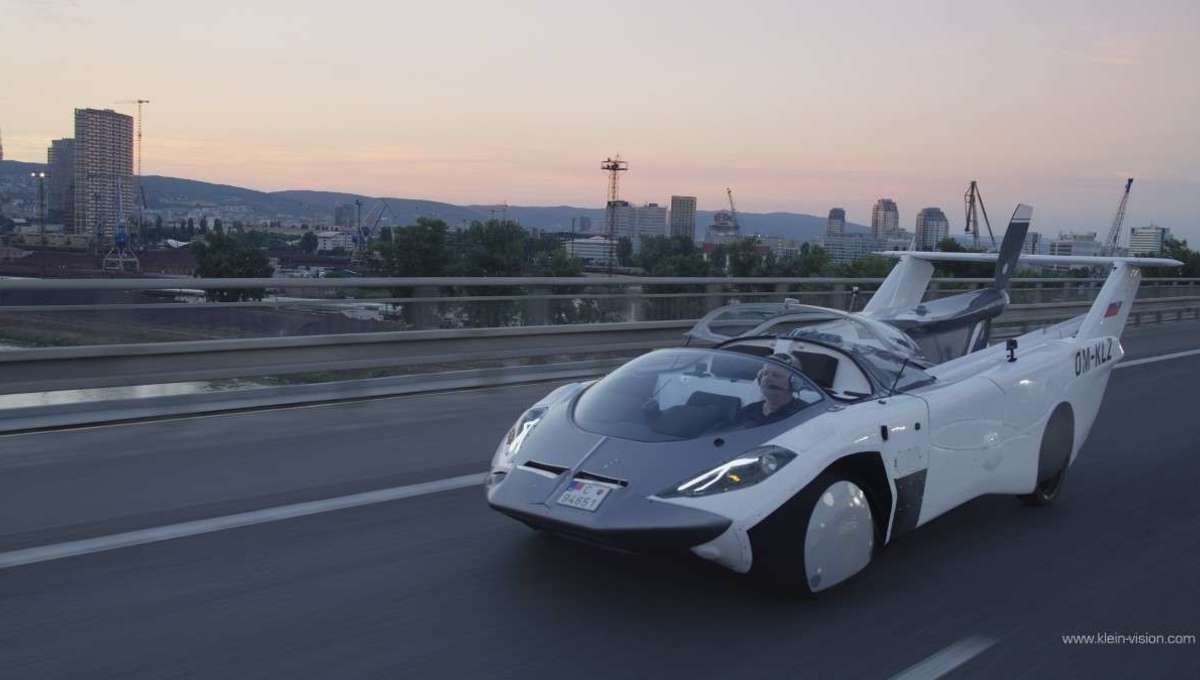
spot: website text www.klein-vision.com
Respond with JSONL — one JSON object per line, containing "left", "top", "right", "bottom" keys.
{"left": 1061, "top": 633, "right": 1197, "bottom": 646}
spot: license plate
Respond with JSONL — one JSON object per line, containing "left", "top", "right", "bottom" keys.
{"left": 556, "top": 480, "right": 611, "bottom": 512}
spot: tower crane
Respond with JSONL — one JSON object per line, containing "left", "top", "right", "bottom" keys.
{"left": 1104, "top": 178, "right": 1134, "bottom": 254}
{"left": 963, "top": 180, "right": 996, "bottom": 249}
{"left": 726, "top": 187, "right": 741, "bottom": 233}
{"left": 117, "top": 99, "right": 150, "bottom": 230}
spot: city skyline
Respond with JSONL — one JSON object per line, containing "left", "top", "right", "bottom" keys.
{"left": 2, "top": 1, "right": 1197, "bottom": 240}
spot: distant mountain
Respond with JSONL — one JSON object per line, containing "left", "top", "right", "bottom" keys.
{"left": 1, "top": 160, "right": 865, "bottom": 241}
{"left": 274, "top": 190, "right": 483, "bottom": 227}
{"left": 141, "top": 175, "right": 307, "bottom": 216}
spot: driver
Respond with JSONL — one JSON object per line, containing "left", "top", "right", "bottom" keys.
{"left": 738, "top": 354, "right": 804, "bottom": 425}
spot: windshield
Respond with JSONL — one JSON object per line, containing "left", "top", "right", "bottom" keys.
{"left": 573, "top": 348, "right": 825, "bottom": 442}
{"left": 789, "top": 312, "right": 922, "bottom": 358}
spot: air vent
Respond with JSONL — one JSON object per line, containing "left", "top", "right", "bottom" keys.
{"left": 575, "top": 470, "right": 629, "bottom": 487}
{"left": 519, "top": 460, "right": 570, "bottom": 478}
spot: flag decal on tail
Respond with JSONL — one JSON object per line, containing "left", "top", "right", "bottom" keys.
{"left": 1104, "top": 301, "right": 1122, "bottom": 318}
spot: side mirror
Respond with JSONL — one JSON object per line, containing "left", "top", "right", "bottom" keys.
{"left": 1006, "top": 338, "right": 1018, "bottom": 363}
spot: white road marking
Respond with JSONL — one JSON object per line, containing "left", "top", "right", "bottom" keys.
{"left": 890, "top": 636, "right": 996, "bottom": 680}
{"left": 1117, "top": 347, "right": 1200, "bottom": 369}
{"left": 0, "top": 472, "right": 486, "bottom": 571}
{"left": 1, "top": 345, "right": 1196, "bottom": 571}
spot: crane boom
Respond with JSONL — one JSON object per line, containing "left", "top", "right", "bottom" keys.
{"left": 1105, "top": 178, "right": 1134, "bottom": 253}
{"left": 726, "top": 187, "right": 740, "bottom": 231}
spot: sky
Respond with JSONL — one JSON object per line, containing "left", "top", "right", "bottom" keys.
{"left": 2, "top": 0, "right": 1198, "bottom": 239}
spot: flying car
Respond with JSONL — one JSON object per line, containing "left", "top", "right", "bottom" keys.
{"left": 487, "top": 205, "right": 1182, "bottom": 593}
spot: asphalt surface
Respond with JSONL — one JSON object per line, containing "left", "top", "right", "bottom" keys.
{"left": 2, "top": 322, "right": 1199, "bottom": 679}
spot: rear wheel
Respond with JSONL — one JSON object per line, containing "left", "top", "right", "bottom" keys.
{"left": 1020, "top": 403, "right": 1074, "bottom": 507}
{"left": 1021, "top": 467, "right": 1067, "bottom": 506}
{"left": 749, "top": 470, "right": 878, "bottom": 595}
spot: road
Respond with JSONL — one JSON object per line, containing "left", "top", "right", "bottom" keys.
{"left": 2, "top": 322, "right": 1199, "bottom": 679}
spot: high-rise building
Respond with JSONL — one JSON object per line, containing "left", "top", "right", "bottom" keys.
{"left": 607, "top": 200, "right": 635, "bottom": 240}
{"left": 669, "top": 195, "right": 697, "bottom": 239}
{"left": 870, "top": 198, "right": 899, "bottom": 238}
{"left": 914, "top": 207, "right": 949, "bottom": 250}
{"left": 333, "top": 203, "right": 357, "bottom": 228}
{"left": 820, "top": 233, "right": 913, "bottom": 264}
{"left": 1047, "top": 230, "right": 1103, "bottom": 270}
{"left": 73, "top": 108, "right": 134, "bottom": 242}
{"left": 47, "top": 138, "right": 76, "bottom": 227}
{"left": 826, "top": 208, "right": 846, "bottom": 237}
{"left": 1128, "top": 225, "right": 1170, "bottom": 255}
{"left": 636, "top": 203, "right": 667, "bottom": 239}
{"left": 572, "top": 216, "right": 593, "bottom": 233}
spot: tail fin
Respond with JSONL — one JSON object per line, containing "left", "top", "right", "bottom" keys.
{"left": 992, "top": 204, "right": 1032, "bottom": 290}
{"left": 1078, "top": 263, "right": 1141, "bottom": 339}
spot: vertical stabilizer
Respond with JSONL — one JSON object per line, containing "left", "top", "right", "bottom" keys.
{"left": 1078, "top": 263, "right": 1141, "bottom": 339}
{"left": 862, "top": 255, "right": 935, "bottom": 314}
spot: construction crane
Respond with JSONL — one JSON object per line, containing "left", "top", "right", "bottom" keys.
{"left": 600, "top": 156, "right": 628, "bottom": 273}
{"left": 1104, "top": 178, "right": 1134, "bottom": 254}
{"left": 351, "top": 199, "right": 393, "bottom": 266}
{"left": 117, "top": 99, "right": 150, "bottom": 230}
{"left": 963, "top": 180, "right": 996, "bottom": 250}
{"left": 725, "top": 187, "right": 741, "bottom": 233}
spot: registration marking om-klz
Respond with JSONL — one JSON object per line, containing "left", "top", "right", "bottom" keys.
{"left": 1075, "top": 338, "right": 1114, "bottom": 376}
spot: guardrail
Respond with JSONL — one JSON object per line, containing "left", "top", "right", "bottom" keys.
{"left": 0, "top": 276, "right": 1197, "bottom": 396}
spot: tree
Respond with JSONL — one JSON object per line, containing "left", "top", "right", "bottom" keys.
{"left": 936, "top": 237, "right": 965, "bottom": 252}
{"left": 378, "top": 226, "right": 392, "bottom": 243}
{"left": 372, "top": 218, "right": 452, "bottom": 277}
{"left": 616, "top": 237, "right": 633, "bottom": 267}
{"left": 213, "top": 218, "right": 224, "bottom": 234}
{"left": 299, "top": 231, "right": 318, "bottom": 254}
{"left": 190, "top": 232, "right": 273, "bottom": 301}
{"left": 453, "top": 219, "right": 527, "bottom": 276}
{"left": 199, "top": 216, "right": 208, "bottom": 232}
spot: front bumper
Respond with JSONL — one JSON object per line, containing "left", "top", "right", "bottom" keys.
{"left": 487, "top": 469, "right": 731, "bottom": 553}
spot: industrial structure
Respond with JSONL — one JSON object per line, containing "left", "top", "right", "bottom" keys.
{"left": 963, "top": 180, "right": 995, "bottom": 249}
{"left": 1104, "top": 178, "right": 1134, "bottom": 254}
{"left": 601, "top": 156, "right": 628, "bottom": 271}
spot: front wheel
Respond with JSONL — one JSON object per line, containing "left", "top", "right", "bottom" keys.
{"left": 749, "top": 470, "right": 878, "bottom": 595}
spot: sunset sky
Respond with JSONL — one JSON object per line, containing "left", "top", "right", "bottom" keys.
{"left": 3, "top": 0, "right": 1197, "bottom": 238}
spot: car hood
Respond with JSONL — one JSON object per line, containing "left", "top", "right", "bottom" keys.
{"left": 512, "top": 394, "right": 834, "bottom": 498}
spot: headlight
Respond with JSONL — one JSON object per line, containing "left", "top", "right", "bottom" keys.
{"left": 660, "top": 446, "right": 796, "bottom": 498}
{"left": 492, "top": 406, "right": 548, "bottom": 469}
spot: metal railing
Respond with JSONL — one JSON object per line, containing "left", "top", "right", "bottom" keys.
{"left": 0, "top": 276, "right": 1197, "bottom": 396}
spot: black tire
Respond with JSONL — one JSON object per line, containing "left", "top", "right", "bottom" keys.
{"left": 1020, "top": 402, "right": 1074, "bottom": 506}
{"left": 748, "top": 469, "right": 879, "bottom": 595}
{"left": 1021, "top": 466, "right": 1068, "bottom": 506}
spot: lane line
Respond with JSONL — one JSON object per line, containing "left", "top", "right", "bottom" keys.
{"left": 0, "top": 473, "right": 486, "bottom": 571}
{"left": 1117, "top": 347, "right": 1200, "bottom": 369}
{"left": 1, "top": 344, "right": 1195, "bottom": 571}
{"left": 890, "top": 636, "right": 996, "bottom": 680}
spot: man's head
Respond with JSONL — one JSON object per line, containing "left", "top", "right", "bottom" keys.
{"left": 757, "top": 355, "right": 797, "bottom": 409}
